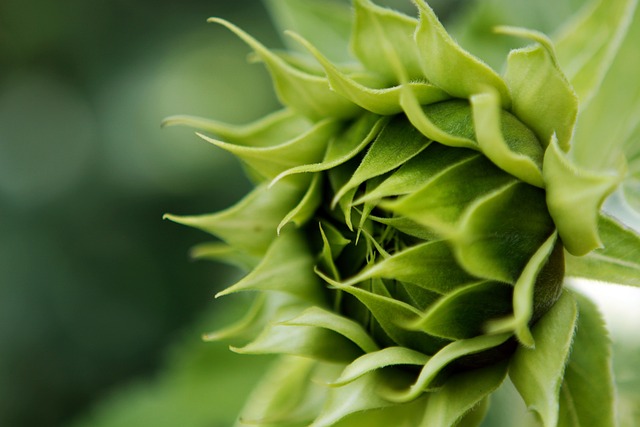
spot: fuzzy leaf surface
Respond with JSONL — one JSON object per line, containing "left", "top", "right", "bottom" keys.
{"left": 557, "top": 293, "right": 615, "bottom": 427}
{"left": 509, "top": 291, "right": 578, "bottom": 427}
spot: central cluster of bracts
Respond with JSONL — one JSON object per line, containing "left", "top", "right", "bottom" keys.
{"left": 307, "top": 107, "right": 564, "bottom": 364}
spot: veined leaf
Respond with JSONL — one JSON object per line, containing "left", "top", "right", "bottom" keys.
{"left": 557, "top": 292, "right": 615, "bottom": 427}
{"left": 567, "top": 1, "right": 640, "bottom": 174}
{"left": 565, "top": 214, "right": 640, "bottom": 286}
{"left": 554, "top": 0, "right": 637, "bottom": 107}
{"left": 509, "top": 291, "right": 578, "bottom": 427}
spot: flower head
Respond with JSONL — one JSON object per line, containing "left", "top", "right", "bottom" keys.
{"left": 164, "top": 0, "right": 640, "bottom": 425}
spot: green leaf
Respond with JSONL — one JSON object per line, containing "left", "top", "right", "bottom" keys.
{"left": 557, "top": 292, "right": 616, "bottom": 427}
{"left": 454, "top": 185, "right": 534, "bottom": 283}
{"left": 265, "top": 0, "right": 353, "bottom": 64}
{"left": 327, "top": 160, "right": 360, "bottom": 230}
{"left": 236, "top": 356, "right": 329, "bottom": 426}
{"left": 543, "top": 136, "right": 624, "bottom": 256}
{"left": 386, "top": 154, "right": 514, "bottom": 237}
{"left": 413, "top": 280, "right": 513, "bottom": 340}
{"left": 330, "top": 396, "right": 427, "bottom": 427}
{"left": 208, "top": 18, "right": 360, "bottom": 121}
{"left": 317, "top": 221, "right": 351, "bottom": 282}
{"left": 355, "top": 143, "right": 477, "bottom": 205}
{"left": 382, "top": 332, "right": 512, "bottom": 403}
{"left": 332, "top": 114, "right": 433, "bottom": 206}
{"left": 486, "top": 232, "right": 561, "bottom": 347}
{"left": 278, "top": 172, "right": 323, "bottom": 233}
{"left": 566, "top": 0, "right": 640, "bottom": 174}
{"left": 203, "top": 293, "right": 302, "bottom": 343}
{"left": 215, "top": 230, "right": 327, "bottom": 305}
{"left": 336, "top": 240, "right": 477, "bottom": 295}
{"left": 287, "top": 30, "right": 448, "bottom": 115}
{"left": 554, "top": 0, "right": 637, "bottom": 107}
{"left": 565, "top": 214, "right": 640, "bottom": 286}
{"left": 414, "top": 0, "right": 511, "bottom": 107}
{"left": 312, "top": 372, "right": 422, "bottom": 427}
{"left": 453, "top": 397, "right": 491, "bottom": 427}
{"left": 189, "top": 241, "right": 261, "bottom": 271}
{"left": 367, "top": 214, "right": 438, "bottom": 241}
{"left": 351, "top": 0, "right": 423, "bottom": 83}
{"left": 196, "top": 118, "right": 338, "bottom": 182}
{"left": 420, "top": 361, "right": 508, "bottom": 427}
{"left": 470, "top": 86, "right": 545, "bottom": 187}
{"left": 331, "top": 346, "right": 429, "bottom": 387}
{"left": 162, "top": 108, "right": 311, "bottom": 148}
{"left": 164, "top": 181, "right": 305, "bottom": 256}
{"left": 316, "top": 270, "right": 449, "bottom": 355}
{"left": 500, "top": 27, "right": 578, "bottom": 150}
{"left": 271, "top": 113, "right": 386, "bottom": 185}
{"left": 509, "top": 291, "right": 578, "bottom": 427}
{"left": 203, "top": 294, "right": 269, "bottom": 342}
{"left": 281, "top": 306, "right": 380, "bottom": 354}
{"left": 400, "top": 92, "right": 478, "bottom": 149}
{"left": 232, "top": 319, "right": 363, "bottom": 364}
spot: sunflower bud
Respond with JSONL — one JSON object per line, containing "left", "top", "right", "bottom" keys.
{"left": 164, "top": 0, "right": 640, "bottom": 425}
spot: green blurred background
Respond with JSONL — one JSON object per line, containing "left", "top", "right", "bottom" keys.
{"left": 1, "top": 0, "right": 638, "bottom": 426}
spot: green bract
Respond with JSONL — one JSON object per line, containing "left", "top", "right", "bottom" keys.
{"left": 164, "top": 0, "right": 640, "bottom": 425}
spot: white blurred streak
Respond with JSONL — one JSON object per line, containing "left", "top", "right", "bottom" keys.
{"left": 569, "top": 277, "right": 640, "bottom": 342}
